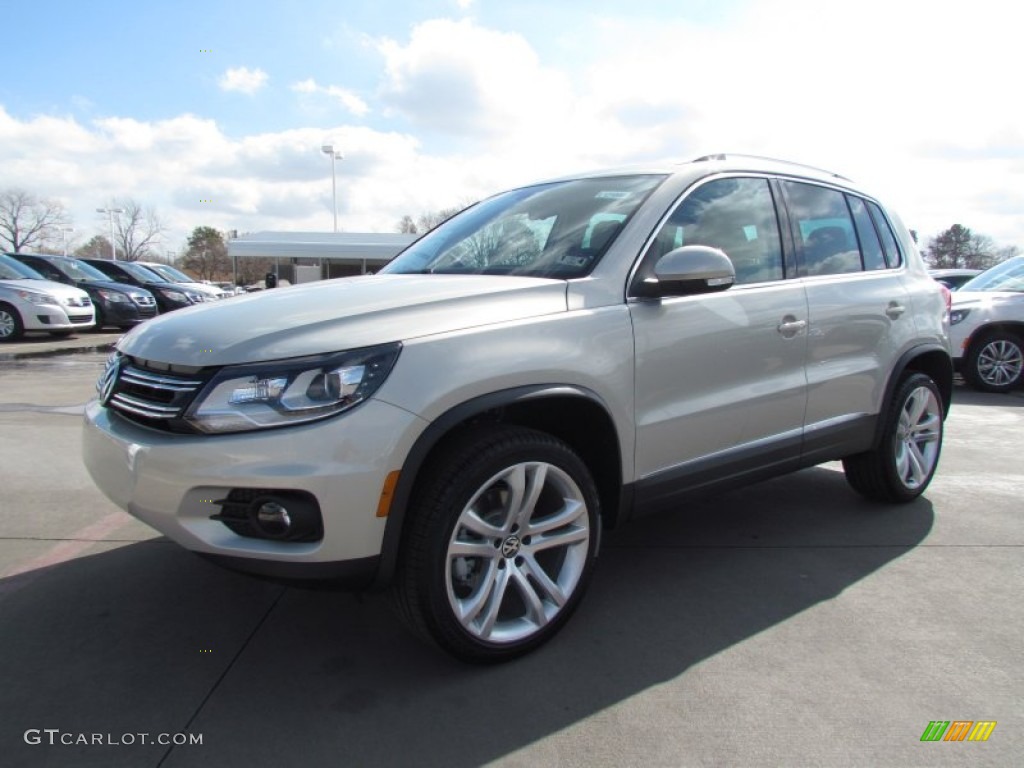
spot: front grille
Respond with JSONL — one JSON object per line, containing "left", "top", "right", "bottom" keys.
{"left": 68, "top": 314, "right": 93, "bottom": 324}
{"left": 64, "top": 296, "right": 92, "bottom": 308}
{"left": 131, "top": 295, "right": 157, "bottom": 307}
{"left": 107, "top": 364, "right": 207, "bottom": 427}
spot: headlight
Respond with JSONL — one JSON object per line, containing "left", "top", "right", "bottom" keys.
{"left": 184, "top": 343, "right": 402, "bottom": 433}
{"left": 16, "top": 290, "right": 58, "bottom": 306}
{"left": 97, "top": 289, "right": 131, "bottom": 303}
{"left": 160, "top": 290, "right": 188, "bottom": 302}
{"left": 949, "top": 308, "right": 971, "bottom": 325}
{"left": 185, "top": 291, "right": 205, "bottom": 303}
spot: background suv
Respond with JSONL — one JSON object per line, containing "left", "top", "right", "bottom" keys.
{"left": 80, "top": 258, "right": 206, "bottom": 313}
{"left": 949, "top": 255, "right": 1024, "bottom": 392}
{"left": 136, "top": 261, "right": 230, "bottom": 300}
{"left": 84, "top": 155, "right": 952, "bottom": 662}
{"left": 0, "top": 253, "right": 94, "bottom": 340}
{"left": 7, "top": 252, "right": 157, "bottom": 331}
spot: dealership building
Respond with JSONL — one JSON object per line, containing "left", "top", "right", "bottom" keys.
{"left": 227, "top": 231, "right": 418, "bottom": 284}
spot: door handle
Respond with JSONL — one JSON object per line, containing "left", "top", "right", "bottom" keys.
{"left": 886, "top": 302, "right": 906, "bottom": 319}
{"left": 777, "top": 316, "right": 807, "bottom": 337}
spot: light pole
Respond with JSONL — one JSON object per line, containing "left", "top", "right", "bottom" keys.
{"left": 321, "top": 144, "right": 343, "bottom": 233}
{"left": 61, "top": 227, "right": 74, "bottom": 257}
{"left": 96, "top": 207, "right": 124, "bottom": 260}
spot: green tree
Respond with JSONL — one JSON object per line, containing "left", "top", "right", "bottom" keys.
{"left": 181, "top": 226, "right": 229, "bottom": 281}
{"left": 75, "top": 234, "right": 119, "bottom": 260}
{"left": 924, "top": 224, "right": 1001, "bottom": 270}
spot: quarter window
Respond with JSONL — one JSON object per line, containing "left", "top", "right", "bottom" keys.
{"left": 644, "top": 177, "right": 784, "bottom": 285}
{"left": 866, "top": 201, "right": 903, "bottom": 268}
{"left": 847, "top": 196, "right": 886, "bottom": 271}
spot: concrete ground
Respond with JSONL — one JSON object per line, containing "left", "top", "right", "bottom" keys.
{"left": 0, "top": 348, "right": 1020, "bottom": 767}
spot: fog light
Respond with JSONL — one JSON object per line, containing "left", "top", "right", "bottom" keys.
{"left": 254, "top": 500, "right": 292, "bottom": 538}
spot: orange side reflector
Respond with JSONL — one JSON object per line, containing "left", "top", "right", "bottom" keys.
{"left": 376, "top": 470, "right": 400, "bottom": 518}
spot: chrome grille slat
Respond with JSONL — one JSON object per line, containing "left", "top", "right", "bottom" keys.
{"left": 110, "top": 394, "right": 182, "bottom": 418}
{"left": 120, "top": 370, "right": 204, "bottom": 391}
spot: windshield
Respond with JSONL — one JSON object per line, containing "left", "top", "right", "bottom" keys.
{"left": 960, "top": 257, "right": 1024, "bottom": 293}
{"left": 146, "top": 264, "right": 194, "bottom": 282}
{"left": 382, "top": 174, "right": 666, "bottom": 278}
{"left": 0, "top": 254, "right": 45, "bottom": 280}
{"left": 57, "top": 258, "right": 111, "bottom": 282}
{"left": 119, "top": 262, "right": 169, "bottom": 282}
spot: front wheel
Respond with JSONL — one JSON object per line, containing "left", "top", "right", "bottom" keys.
{"left": 0, "top": 303, "right": 25, "bottom": 342}
{"left": 393, "top": 426, "right": 600, "bottom": 663}
{"left": 963, "top": 332, "right": 1024, "bottom": 393}
{"left": 843, "top": 373, "right": 944, "bottom": 503}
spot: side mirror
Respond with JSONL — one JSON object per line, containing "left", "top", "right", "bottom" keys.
{"left": 636, "top": 245, "right": 736, "bottom": 298}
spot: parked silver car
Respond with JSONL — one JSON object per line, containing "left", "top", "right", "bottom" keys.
{"left": 0, "top": 254, "right": 95, "bottom": 341}
{"left": 83, "top": 155, "right": 952, "bottom": 661}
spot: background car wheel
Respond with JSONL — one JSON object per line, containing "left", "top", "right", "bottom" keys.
{"left": 963, "top": 332, "right": 1024, "bottom": 393}
{"left": 0, "top": 303, "right": 25, "bottom": 342}
{"left": 393, "top": 425, "right": 600, "bottom": 663}
{"left": 843, "top": 373, "right": 944, "bottom": 503}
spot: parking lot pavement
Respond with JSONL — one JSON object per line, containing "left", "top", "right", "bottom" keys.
{"left": 0, "top": 356, "right": 1020, "bottom": 768}
{"left": 0, "top": 330, "right": 122, "bottom": 361}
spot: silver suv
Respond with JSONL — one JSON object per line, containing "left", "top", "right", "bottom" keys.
{"left": 83, "top": 155, "right": 952, "bottom": 662}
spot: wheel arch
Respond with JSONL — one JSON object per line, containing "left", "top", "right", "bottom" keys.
{"left": 873, "top": 344, "right": 953, "bottom": 448}
{"left": 372, "top": 385, "right": 625, "bottom": 589}
{"left": 964, "top": 321, "right": 1024, "bottom": 350}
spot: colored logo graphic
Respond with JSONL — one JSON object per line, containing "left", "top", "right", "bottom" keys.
{"left": 920, "top": 721, "right": 997, "bottom": 742}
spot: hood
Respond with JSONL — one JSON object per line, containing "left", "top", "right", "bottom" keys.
{"left": 0, "top": 277, "right": 91, "bottom": 302}
{"left": 118, "top": 274, "right": 568, "bottom": 366}
{"left": 950, "top": 290, "right": 1024, "bottom": 307}
{"left": 77, "top": 279, "right": 152, "bottom": 297}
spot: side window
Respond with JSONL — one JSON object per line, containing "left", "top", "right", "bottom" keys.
{"left": 847, "top": 196, "right": 886, "bottom": 271}
{"left": 781, "top": 181, "right": 862, "bottom": 276}
{"left": 644, "top": 177, "right": 784, "bottom": 285}
{"left": 866, "top": 201, "right": 903, "bottom": 268}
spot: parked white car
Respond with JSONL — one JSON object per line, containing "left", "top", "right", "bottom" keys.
{"left": 950, "top": 256, "right": 1024, "bottom": 392}
{"left": 136, "top": 262, "right": 230, "bottom": 300}
{"left": 0, "top": 254, "right": 95, "bottom": 341}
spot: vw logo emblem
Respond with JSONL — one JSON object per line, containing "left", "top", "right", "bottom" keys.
{"left": 98, "top": 358, "right": 121, "bottom": 406}
{"left": 500, "top": 535, "right": 521, "bottom": 559}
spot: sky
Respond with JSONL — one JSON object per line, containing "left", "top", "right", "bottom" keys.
{"left": 2, "top": 0, "right": 1021, "bottom": 257}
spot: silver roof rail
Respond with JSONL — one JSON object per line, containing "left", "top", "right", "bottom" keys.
{"left": 691, "top": 153, "right": 852, "bottom": 182}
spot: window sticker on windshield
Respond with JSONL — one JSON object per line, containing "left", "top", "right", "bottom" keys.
{"left": 595, "top": 191, "right": 631, "bottom": 200}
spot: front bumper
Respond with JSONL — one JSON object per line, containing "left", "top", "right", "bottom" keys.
{"left": 24, "top": 304, "right": 94, "bottom": 332}
{"left": 83, "top": 397, "right": 427, "bottom": 582}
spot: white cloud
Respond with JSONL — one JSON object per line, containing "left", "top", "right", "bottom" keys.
{"left": 218, "top": 66, "right": 268, "bottom": 94}
{"left": 291, "top": 78, "right": 370, "bottom": 116}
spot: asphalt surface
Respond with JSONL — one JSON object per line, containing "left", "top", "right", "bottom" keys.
{"left": 0, "top": 343, "right": 1020, "bottom": 767}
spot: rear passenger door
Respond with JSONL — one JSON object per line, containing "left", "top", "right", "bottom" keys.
{"left": 778, "top": 180, "right": 912, "bottom": 460}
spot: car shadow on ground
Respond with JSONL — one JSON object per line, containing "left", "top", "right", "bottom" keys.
{"left": 950, "top": 382, "right": 1024, "bottom": 407}
{"left": 0, "top": 467, "right": 933, "bottom": 768}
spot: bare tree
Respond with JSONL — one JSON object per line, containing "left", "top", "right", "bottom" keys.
{"left": 104, "top": 198, "right": 164, "bottom": 262}
{"left": 0, "top": 188, "right": 70, "bottom": 253}
{"left": 396, "top": 215, "right": 418, "bottom": 234}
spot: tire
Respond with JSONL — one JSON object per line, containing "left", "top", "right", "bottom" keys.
{"left": 963, "top": 331, "right": 1024, "bottom": 393}
{"left": 393, "top": 425, "right": 600, "bottom": 663}
{"left": 843, "top": 373, "right": 944, "bottom": 503}
{"left": 0, "top": 303, "right": 25, "bottom": 342}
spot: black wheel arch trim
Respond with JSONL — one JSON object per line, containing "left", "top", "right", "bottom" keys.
{"left": 872, "top": 343, "right": 953, "bottom": 448}
{"left": 371, "top": 384, "right": 621, "bottom": 590}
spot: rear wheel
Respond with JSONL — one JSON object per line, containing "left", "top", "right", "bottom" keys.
{"left": 393, "top": 426, "right": 600, "bottom": 663}
{"left": 963, "top": 332, "right": 1024, "bottom": 393}
{"left": 0, "top": 303, "right": 25, "bottom": 342}
{"left": 843, "top": 373, "right": 944, "bottom": 503}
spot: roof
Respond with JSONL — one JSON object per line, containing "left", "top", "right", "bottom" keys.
{"left": 228, "top": 231, "right": 417, "bottom": 262}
